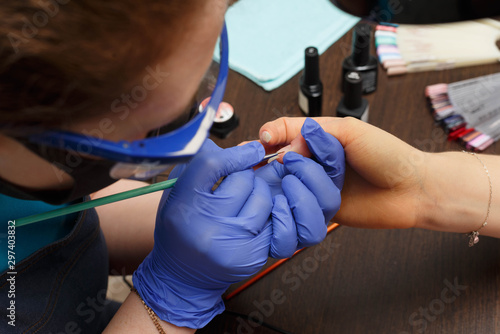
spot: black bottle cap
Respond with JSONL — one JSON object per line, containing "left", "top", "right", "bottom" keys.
{"left": 303, "top": 47, "right": 320, "bottom": 86}
{"left": 209, "top": 101, "right": 239, "bottom": 139}
{"left": 352, "top": 23, "right": 372, "bottom": 66}
{"left": 344, "top": 71, "right": 363, "bottom": 110}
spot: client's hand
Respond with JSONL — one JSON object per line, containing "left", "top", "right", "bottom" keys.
{"left": 259, "top": 117, "right": 426, "bottom": 230}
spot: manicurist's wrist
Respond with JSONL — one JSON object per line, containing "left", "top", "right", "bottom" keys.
{"left": 132, "top": 253, "right": 225, "bottom": 329}
{"left": 103, "top": 291, "right": 196, "bottom": 334}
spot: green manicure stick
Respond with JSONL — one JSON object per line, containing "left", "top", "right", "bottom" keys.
{"left": 15, "top": 178, "right": 178, "bottom": 227}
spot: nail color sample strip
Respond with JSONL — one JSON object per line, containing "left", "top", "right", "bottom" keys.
{"left": 425, "top": 72, "right": 500, "bottom": 151}
{"left": 376, "top": 19, "right": 500, "bottom": 77}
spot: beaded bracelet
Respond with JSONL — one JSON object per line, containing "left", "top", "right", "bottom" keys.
{"left": 463, "top": 151, "right": 492, "bottom": 247}
{"left": 131, "top": 288, "right": 166, "bottom": 334}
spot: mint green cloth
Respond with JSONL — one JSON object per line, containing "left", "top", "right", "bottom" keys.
{"left": 215, "top": 0, "right": 359, "bottom": 91}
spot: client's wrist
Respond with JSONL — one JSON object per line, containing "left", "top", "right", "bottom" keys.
{"left": 416, "top": 152, "right": 490, "bottom": 234}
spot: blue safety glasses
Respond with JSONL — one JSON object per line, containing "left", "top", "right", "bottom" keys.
{"left": 28, "top": 23, "right": 229, "bottom": 180}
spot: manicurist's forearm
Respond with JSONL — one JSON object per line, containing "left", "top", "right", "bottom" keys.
{"left": 418, "top": 151, "right": 500, "bottom": 239}
{"left": 93, "top": 179, "right": 161, "bottom": 274}
{"left": 103, "top": 293, "right": 196, "bottom": 334}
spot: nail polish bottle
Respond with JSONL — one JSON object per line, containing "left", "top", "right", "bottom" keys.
{"left": 209, "top": 102, "right": 239, "bottom": 139}
{"left": 299, "top": 47, "right": 323, "bottom": 117}
{"left": 337, "top": 71, "right": 369, "bottom": 122}
{"left": 342, "top": 23, "right": 378, "bottom": 94}
{"left": 198, "top": 98, "right": 239, "bottom": 139}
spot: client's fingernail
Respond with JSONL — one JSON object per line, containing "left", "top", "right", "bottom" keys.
{"left": 277, "top": 145, "right": 291, "bottom": 155}
{"left": 267, "top": 145, "right": 292, "bottom": 163}
{"left": 267, "top": 155, "right": 279, "bottom": 163}
{"left": 261, "top": 131, "right": 272, "bottom": 144}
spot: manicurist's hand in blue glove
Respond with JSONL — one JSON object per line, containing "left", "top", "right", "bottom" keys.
{"left": 124, "top": 138, "right": 344, "bottom": 331}
{"left": 256, "top": 118, "right": 345, "bottom": 256}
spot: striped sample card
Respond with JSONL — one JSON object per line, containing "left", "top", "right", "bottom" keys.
{"left": 376, "top": 19, "right": 500, "bottom": 76}
{"left": 425, "top": 72, "right": 500, "bottom": 151}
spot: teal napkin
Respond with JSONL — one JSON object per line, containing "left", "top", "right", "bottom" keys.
{"left": 215, "top": 0, "right": 359, "bottom": 91}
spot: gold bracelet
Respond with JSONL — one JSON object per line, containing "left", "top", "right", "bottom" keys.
{"left": 131, "top": 288, "right": 166, "bottom": 334}
{"left": 463, "top": 151, "right": 492, "bottom": 247}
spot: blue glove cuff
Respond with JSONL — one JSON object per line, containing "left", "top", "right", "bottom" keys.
{"left": 132, "top": 253, "right": 226, "bottom": 329}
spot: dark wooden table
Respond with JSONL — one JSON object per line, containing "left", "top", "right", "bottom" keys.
{"left": 199, "top": 26, "right": 500, "bottom": 334}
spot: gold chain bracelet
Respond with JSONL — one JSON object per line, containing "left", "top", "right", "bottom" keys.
{"left": 131, "top": 288, "right": 166, "bottom": 334}
{"left": 463, "top": 151, "right": 492, "bottom": 247}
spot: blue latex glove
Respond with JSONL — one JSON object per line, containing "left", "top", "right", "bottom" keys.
{"left": 301, "top": 118, "right": 345, "bottom": 190}
{"left": 133, "top": 140, "right": 304, "bottom": 328}
{"left": 157, "top": 140, "right": 315, "bottom": 259}
{"left": 256, "top": 118, "right": 345, "bottom": 253}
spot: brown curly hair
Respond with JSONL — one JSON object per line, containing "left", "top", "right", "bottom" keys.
{"left": 0, "top": 0, "right": 198, "bottom": 129}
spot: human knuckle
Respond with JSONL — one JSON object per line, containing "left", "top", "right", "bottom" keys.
{"left": 340, "top": 116, "right": 360, "bottom": 129}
